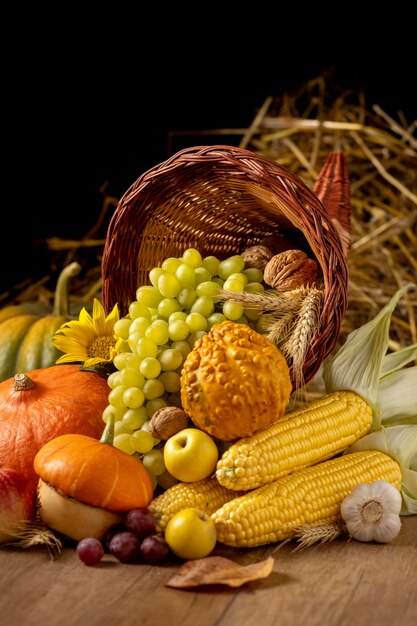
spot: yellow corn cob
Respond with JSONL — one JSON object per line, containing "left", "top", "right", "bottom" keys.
{"left": 216, "top": 390, "right": 372, "bottom": 491}
{"left": 212, "top": 450, "right": 402, "bottom": 547}
{"left": 148, "top": 476, "right": 244, "bottom": 532}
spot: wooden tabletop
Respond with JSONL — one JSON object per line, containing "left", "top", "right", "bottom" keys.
{"left": 1, "top": 516, "right": 416, "bottom": 626}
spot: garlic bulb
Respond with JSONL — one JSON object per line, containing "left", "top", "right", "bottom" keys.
{"left": 340, "top": 480, "right": 402, "bottom": 543}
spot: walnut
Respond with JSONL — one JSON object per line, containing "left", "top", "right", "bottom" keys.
{"left": 241, "top": 245, "right": 273, "bottom": 271}
{"left": 148, "top": 406, "right": 189, "bottom": 440}
{"left": 263, "top": 249, "right": 319, "bottom": 291}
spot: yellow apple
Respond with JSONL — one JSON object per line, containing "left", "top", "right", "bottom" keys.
{"left": 163, "top": 428, "right": 219, "bottom": 482}
{"left": 164, "top": 507, "right": 217, "bottom": 560}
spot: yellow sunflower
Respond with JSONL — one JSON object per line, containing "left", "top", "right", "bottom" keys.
{"left": 52, "top": 298, "right": 120, "bottom": 367}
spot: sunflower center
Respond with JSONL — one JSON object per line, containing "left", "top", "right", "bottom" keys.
{"left": 88, "top": 336, "right": 116, "bottom": 360}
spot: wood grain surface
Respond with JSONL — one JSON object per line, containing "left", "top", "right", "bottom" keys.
{"left": 1, "top": 516, "right": 416, "bottom": 626}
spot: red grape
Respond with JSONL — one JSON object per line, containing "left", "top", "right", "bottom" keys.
{"left": 125, "top": 507, "right": 156, "bottom": 538}
{"left": 102, "top": 523, "right": 126, "bottom": 551}
{"left": 140, "top": 534, "right": 170, "bottom": 564}
{"left": 109, "top": 531, "right": 142, "bottom": 563}
{"left": 76, "top": 538, "right": 104, "bottom": 566}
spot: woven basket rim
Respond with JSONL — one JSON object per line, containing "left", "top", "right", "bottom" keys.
{"left": 102, "top": 144, "right": 349, "bottom": 388}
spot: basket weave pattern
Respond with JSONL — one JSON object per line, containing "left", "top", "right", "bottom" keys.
{"left": 102, "top": 145, "right": 349, "bottom": 387}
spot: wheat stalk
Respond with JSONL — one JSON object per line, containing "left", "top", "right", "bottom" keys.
{"left": 218, "top": 288, "right": 303, "bottom": 316}
{"left": 281, "top": 288, "right": 324, "bottom": 389}
{"left": 291, "top": 521, "right": 348, "bottom": 550}
{"left": 3, "top": 516, "right": 62, "bottom": 560}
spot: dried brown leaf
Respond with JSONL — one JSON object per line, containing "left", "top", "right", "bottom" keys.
{"left": 166, "top": 555, "right": 274, "bottom": 589}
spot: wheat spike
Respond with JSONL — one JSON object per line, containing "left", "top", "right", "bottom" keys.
{"left": 281, "top": 287, "right": 323, "bottom": 389}
{"left": 291, "top": 521, "right": 347, "bottom": 550}
{"left": 218, "top": 288, "right": 302, "bottom": 315}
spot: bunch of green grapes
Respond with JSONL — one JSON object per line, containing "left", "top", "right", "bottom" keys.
{"left": 102, "top": 247, "right": 265, "bottom": 489}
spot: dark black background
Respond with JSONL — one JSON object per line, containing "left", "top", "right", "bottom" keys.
{"left": 3, "top": 13, "right": 416, "bottom": 297}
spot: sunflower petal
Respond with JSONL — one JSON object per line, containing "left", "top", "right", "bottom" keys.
{"left": 103, "top": 303, "right": 120, "bottom": 335}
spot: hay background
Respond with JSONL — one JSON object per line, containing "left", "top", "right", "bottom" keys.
{"left": 3, "top": 77, "right": 416, "bottom": 384}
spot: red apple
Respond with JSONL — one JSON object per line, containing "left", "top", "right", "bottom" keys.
{"left": 0, "top": 468, "right": 36, "bottom": 543}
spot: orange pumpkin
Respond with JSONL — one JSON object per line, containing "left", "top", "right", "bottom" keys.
{"left": 0, "top": 364, "right": 109, "bottom": 510}
{"left": 34, "top": 418, "right": 154, "bottom": 540}
{"left": 34, "top": 428, "right": 153, "bottom": 512}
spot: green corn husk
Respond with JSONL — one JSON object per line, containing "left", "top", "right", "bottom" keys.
{"left": 323, "top": 282, "right": 417, "bottom": 515}
{"left": 346, "top": 426, "right": 417, "bottom": 515}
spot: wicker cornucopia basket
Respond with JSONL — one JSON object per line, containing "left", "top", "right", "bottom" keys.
{"left": 102, "top": 145, "right": 350, "bottom": 389}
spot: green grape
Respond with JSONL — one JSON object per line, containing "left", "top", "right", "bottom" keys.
{"left": 177, "top": 287, "right": 197, "bottom": 308}
{"left": 158, "top": 297, "right": 181, "bottom": 318}
{"left": 113, "top": 434, "right": 135, "bottom": 455}
{"left": 255, "top": 315, "right": 272, "bottom": 334}
{"left": 188, "top": 330, "right": 207, "bottom": 347}
{"left": 129, "top": 430, "right": 154, "bottom": 454}
{"left": 128, "top": 300, "right": 152, "bottom": 320}
{"left": 217, "top": 255, "right": 245, "bottom": 279}
{"left": 140, "top": 420, "right": 159, "bottom": 447}
{"left": 168, "top": 319, "right": 189, "bottom": 341}
{"left": 207, "top": 312, "right": 226, "bottom": 329}
{"left": 175, "top": 262, "right": 196, "bottom": 287}
{"left": 158, "top": 370, "right": 181, "bottom": 393}
{"left": 124, "top": 353, "right": 143, "bottom": 369}
{"left": 245, "top": 282, "right": 265, "bottom": 293}
{"left": 158, "top": 348, "right": 183, "bottom": 371}
{"left": 123, "top": 387, "right": 145, "bottom": 409}
{"left": 145, "top": 397, "right": 167, "bottom": 418}
{"left": 114, "top": 421, "right": 132, "bottom": 436}
{"left": 143, "top": 378, "right": 165, "bottom": 400}
{"left": 136, "top": 285, "right": 163, "bottom": 308}
{"left": 161, "top": 257, "right": 182, "bottom": 273}
{"left": 212, "top": 276, "right": 225, "bottom": 287}
{"left": 158, "top": 272, "right": 182, "bottom": 298}
{"left": 190, "top": 296, "right": 214, "bottom": 318}
{"left": 243, "top": 267, "right": 264, "bottom": 283}
{"left": 142, "top": 449, "right": 165, "bottom": 476}
{"left": 156, "top": 343, "right": 170, "bottom": 356}
{"left": 136, "top": 337, "right": 158, "bottom": 359}
{"left": 196, "top": 280, "right": 221, "bottom": 299}
{"left": 119, "top": 367, "right": 145, "bottom": 389}
{"left": 149, "top": 267, "right": 166, "bottom": 288}
{"left": 108, "top": 385, "right": 126, "bottom": 408}
{"left": 186, "top": 311, "right": 208, "bottom": 332}
{"left": 194, "top": 267, "right": 212, "bottom": 285}
{"left": 145, "top": 320, "right": 170, "bottom": 345}
{"left": 129, "top": 316, "right": 151, "bottom": 335}
{"left": 222, "top": 300, "right": 244, "bottom": 321}
{"left": 202, "top": 255, "right": 219, "bottom": 276}
{"left": 113, "top": 352, "right": 131, "bottom": 370}
{"left": 234, "top": 313, "right": 249, "bottom": 325}
{"left": 121, "top": 407, "right": 148, "bottom": 430}
{"left": 140, "top": 357, "right": 162, "bottom": 379}
{"left": 244, "top": 306, "right": 262, "bottom": 321}
{"left": 182, "top": 247, "right": 203, "bottom": 268}
{"left": 223, "top": 276, "right": 245, "bottom": 292}
{"left": 102, "top": 404, "right": 125, "bottom": 424}
{"left": 169, "top": 311, "right": 187, "bottom": 323}
{"left": 228, "top": 272, "right": 248, "bottom": 286}
{"left": 107, "top": 371, "right": 122, "bottom": 389}
{"left": 170, "top": 340, "right": 191, "bottom": 359}
{"left": 157, "top": 468, "right": 179, "bottom": 490}
{"left": 127, "top": 332, "right": 141, "bottom": 353}
{"left": 113, "top": 318, "right": 132, "bottom": 339}
{"left": 115, "top": 339, "right": 130, "bottom": 354}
